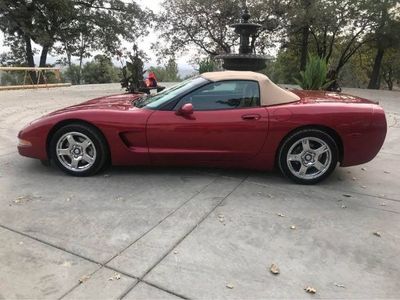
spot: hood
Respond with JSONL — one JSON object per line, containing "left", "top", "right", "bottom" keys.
{"left": 48, "top": 93, "right": 144, "bottom": 115}
{"left": 291, "top": 90, "right": 377, "bottom": 105}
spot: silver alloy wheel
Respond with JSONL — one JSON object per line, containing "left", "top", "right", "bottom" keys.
{"left": 55, "top": 132, "right": 97, "bottom": 172}
{"left": 286, "top": 137, "right": 332, "bottom": 180}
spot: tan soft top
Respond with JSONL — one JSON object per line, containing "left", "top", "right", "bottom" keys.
{"left": 201, "top": 71, "right": 300, "bottom": 106}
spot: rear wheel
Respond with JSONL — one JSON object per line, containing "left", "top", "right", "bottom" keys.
{"left": 278, "top": 129, "right": 338, "bottom": 184}
{"left": 50, "top": 124, "right": 108, "bottom": 176}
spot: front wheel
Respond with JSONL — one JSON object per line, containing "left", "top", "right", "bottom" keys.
{"left": 50, "top": 124, "right": 108, "bottom": 176}
{"left": 278, "top": 129, "right": 338, "bottom": 184}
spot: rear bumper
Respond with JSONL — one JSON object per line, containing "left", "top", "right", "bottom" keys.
{"left": 341, "top": 106, "right": 387, "bottom": 167}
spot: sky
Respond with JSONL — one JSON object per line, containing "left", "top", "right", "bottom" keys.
{"left": 0, "top": 0, "right": 196, "bottom": 77}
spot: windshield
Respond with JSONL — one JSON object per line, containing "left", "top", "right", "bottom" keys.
{"left": 134, "top": 77, "right": 208, "bottom": 109}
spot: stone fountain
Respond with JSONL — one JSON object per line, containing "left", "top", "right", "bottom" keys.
{"left": 216, "top": 2, "right": 267, "bottom": 71}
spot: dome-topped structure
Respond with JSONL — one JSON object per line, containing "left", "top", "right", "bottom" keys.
{"left": 216, "top": 1, "right": 267, "bottom": 71}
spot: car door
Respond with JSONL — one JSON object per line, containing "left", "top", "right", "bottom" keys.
{"left": 146, "top": 80, "right": 269, "bottom": 162}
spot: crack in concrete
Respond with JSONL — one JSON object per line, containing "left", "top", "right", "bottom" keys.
{"left": 56, "top": 175, "right": 220, "bottom": 300}
{"left": 118, "top": 176, "right": 248, "bottom": 300}
{"left": 0, "top": 223, "right": 189, "bottom": 300}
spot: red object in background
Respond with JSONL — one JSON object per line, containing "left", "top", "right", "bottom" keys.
{"left": 145, "top": 71, "right": 157, "bottom": 87}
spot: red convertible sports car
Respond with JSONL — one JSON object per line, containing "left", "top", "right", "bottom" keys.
{"left": 18, "top": 71, "right": 387, "bottom": 184}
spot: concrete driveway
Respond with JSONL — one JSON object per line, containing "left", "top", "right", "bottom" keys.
{"left": 0, "top": 84, "right": 399, "bottom": 299}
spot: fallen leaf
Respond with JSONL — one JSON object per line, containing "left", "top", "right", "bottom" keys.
{"left": 270, "top": 264, "right": 280, "bottom": 274}
{"left": 277, "top": 213, "right": 285, "bottom": 217}
{"left": 373, "top": 231, "right": 382, "bottom": 237}
{"left": 108, "top": 272, "right": 121, "bottom": 281}
{"left": 61, "top": 261, "right": 72, "bottom": 267}
{"left": 267, "top": 194, "right": 273, "bottom": 198}
{"left": 352, "top": 177, "right": 357, "bottom": 181}
{"left": 341, "top": 205, "right": 347, "bottom": 209}
{"left": 361, "top": 185, "right": 367, "bottom": 189}
{"left": 304, "top": 286, "right": 317, "bottom": 294}
{"left": 79, "top": 275, "right": 90, "bottom": 283}
{"left": 290, "top": 225, "right": 296, "bottom": 229}
{"left": 379, "top": 202, "right": 386, "bottom": 206}
{"left": 18, "top": 241, "right": 24, "bottom": 245}
{"left": 104, "top": 174, "right": 110, "bottom": 177}
{"left": 226, "top": 283, "right": 234, "bottom": 289}
{"left": 218, "top": 213, "right": 225, "bottom": 223}
{"left": 13, "top": 194, "right": 41, "bottom": 204}
{"left": 361, "top": 167, "right": 366, "bottom": 171}
{"left": 334, "top": 283, "right": 346, "bottom": 288}
{"left": 384, "top": 171, "right": 390, "bottom": 174}
{"left": 343, "top": 194, "right": 352, "bottom": 198}
{"left": 173, "top": 250, "right": 178, "bottom": 254}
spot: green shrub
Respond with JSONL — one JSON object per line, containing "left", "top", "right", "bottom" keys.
{"left": 295, "top": 54, "right": 333, "bottom": 90}
{"left": 198, "top": 58, "right": 217, "bottom": 74}
{"left": 83, "top": 55, "right": 120, "bottom": 84}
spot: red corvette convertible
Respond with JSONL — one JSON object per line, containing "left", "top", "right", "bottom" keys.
{"left": 18, "top": 71, "right": 387, "bottom": 184}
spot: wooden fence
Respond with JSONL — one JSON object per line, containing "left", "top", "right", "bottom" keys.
{"left": 0, "top": 67, "right": 71, "bottom": 91}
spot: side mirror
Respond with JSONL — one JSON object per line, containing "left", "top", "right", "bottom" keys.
{"left": 177, "top": 103, "right": 194, "bottom": 115}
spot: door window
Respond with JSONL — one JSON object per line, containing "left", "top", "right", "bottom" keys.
{"left": 176, "top": 80, "right": 260, "bottom": 111}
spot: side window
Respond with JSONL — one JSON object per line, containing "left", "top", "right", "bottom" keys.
{"left": 176, "top": 80, "right": 260, "bottom": 111}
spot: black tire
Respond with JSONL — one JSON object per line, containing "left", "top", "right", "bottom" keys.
{"left": 50, "top": 123, "right": 109, "bottom": 176}
{"left": 278, "top": 129, "right": 338, "bottom": 184}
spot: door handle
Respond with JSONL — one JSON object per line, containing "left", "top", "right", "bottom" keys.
{"left": 241, "top": 114, "right": 261, "bottom": 120}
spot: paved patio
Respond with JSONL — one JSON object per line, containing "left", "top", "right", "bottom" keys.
{"left": 0, "top": 84, "right": 399, "bottom": 299}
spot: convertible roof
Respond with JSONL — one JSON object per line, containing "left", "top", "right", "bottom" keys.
{"left": 201, "top": 71, "right": 300, "bottom": 106}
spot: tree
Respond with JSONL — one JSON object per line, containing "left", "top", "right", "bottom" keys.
{"left": 381, "top": 48, "right": 400, "bottom": 90}
{"left": 81, "top": 54, "right": 120, "bottom": 84}
{"left": 367, "top": 0, "right": 400, "bottom": 89}
{"left": 56, "top": 0, "right": 152, "bottom": 84}
{"left": 281, "top": 0, "right": 383, "bottom": 87}
{"left": 284, "top": 0, "right": 315, "bottom": 71}
{"left": 0, "top": 0, "right": 152, "bottom": 82}
{"left": 0, "top": 0, "right": 39, "bottom": 80}
{"left": 0, "top": 34, "right": 31, "bottom": 66}
{"left": 0, "top": 0, "right": 76, "bottom": 68}
{"left": 268, "top": 48, "right": 300, "bottom": 84}
{"left": 197, "top": 57, "right": 218, "bottom": 74}
{"left": 148, "top": 57, "right": 181, "bottom": 82}
{"left": 154, "top": 0, "right": 286, "bottom": 58}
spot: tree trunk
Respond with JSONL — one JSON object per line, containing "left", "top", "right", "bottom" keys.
{"left": 39, "top": 45, "right": 49, "bottom": 67}
{"left": 24, "top": 34, "right": 37, "bottom": 83}
{"left": 368, "top": 48, "right": 385, "bottom": 89}
{"left": 300, "top": 26, "right": 309, "bottom": 71}
{"left": 77, "top": 53, "right": 84, "bottom": 85}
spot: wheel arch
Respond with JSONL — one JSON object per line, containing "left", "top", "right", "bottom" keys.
{"left": 275, "top": 124, "right": 344, "bottom": 166}
{"left": 46, "top": 119, "right": 111, "bottom": 162}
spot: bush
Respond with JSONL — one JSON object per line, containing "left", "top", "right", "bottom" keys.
{"left": 63, "top": 64, "right": 81, "bottom": 85}
{"left": 295, "top": 54, "right": 333, "bottom": 90}
{"left": 82, "top": 55, "right": 120, "bottom": 84}
{"left": 198, "top": 58, "right": 217, "bottom": 74}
